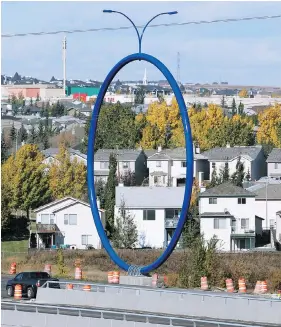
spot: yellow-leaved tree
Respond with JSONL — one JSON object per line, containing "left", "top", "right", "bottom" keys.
{"left": 239, "top": 89, "right": 248, "bottom": 98}
{"left": 49, "top": 143, "right": 87, "bottom": 200}
{"left": 256, "top": 104, "right": 281, "bottom": 147}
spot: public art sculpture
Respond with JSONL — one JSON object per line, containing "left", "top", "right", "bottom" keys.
{"left": 87, "top": 10, "right": 194, "bottom": 276}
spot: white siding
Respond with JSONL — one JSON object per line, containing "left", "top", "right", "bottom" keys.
{"left": 254, "top": 200, "right": 281, "bottom": 229}
{"left": 148, "top": 160, "right": 170, "bottom": 187}
{"left": 268, "top": 162, "right": 281, "bottom": 177}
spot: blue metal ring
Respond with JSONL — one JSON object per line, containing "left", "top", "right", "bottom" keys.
{"left": 87, "top": 52, "right": 193, "bottom": 275}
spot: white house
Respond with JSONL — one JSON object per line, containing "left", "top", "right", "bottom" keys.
{"left": 267, "top": 148, "right": 281, "bottom": 179}
{"left": 145, "top": 146, "right": 209, "bottom": 187}
{"left": 94, "top": 149, "right": 148, "bottom": 185}
{"left": 202, "top": 145, "right": 266, "bottom": 181}
{"left": 33, "top": 197, "right": 105, "bottom": 250}
{"left": 276, "top": 211, "right": 281, "bottom": 245}
{"left": 115, "top": 186, "right": 185, "bottom": 248}
{"left": 199, "top": 183, "right": 262, "bottom": 251}
{"left": 42, "top": 148, "right": 87, "bottom": 166}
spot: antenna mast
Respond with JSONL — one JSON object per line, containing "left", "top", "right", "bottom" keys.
{"left": 62, "top": 36, "right": 67, "bottom": 96}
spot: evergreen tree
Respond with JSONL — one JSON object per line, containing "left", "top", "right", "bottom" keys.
{"left": 238, "top": 102, "right": 244, "bottom": 115}
{"left": 204, "top": 102, "right": 208, "bottom": 108}
{"left": 112, "top": 199, "right": 138, "bottom": 249}
{"left": 245, "top": 168, "right": 251, "bottom": 181}
{"left": 231, "top": 98, "right": 237, "bottom": 116}
{"left": 95, "top": 179, "right": 106, "bottom": 209}
{"left": 38, "top": 120, "right": 44, "bottom": 141}
{"left": 209, "top": 167, "right": 219, "bottom": 188}
{"left": 231, "top": 157, "right": 245, "bottom": 187}
{"left": 1, "top": 138, "right": 9, "bottom": 163}
{"left": 28, "top": 126, "right": 37, "bottom": 144}
{"left": 220, "top": 162, "right": 230, "bottom": 183}
{"left": 221, "top": 95, "right": 226, "bottom": 108}
{"left": 10, "top": 123, "right": 17, "bottom": 142}
{"left": 104, "top": 153, "right": 118, "bottom": 237}
{"left": 36, "top": 93, "right": 40, "bottom": 102}
{"left": 42, "top": 132, "right": 50, "bottom": 150}
{"left": 134, "top": 86, "right": 146, "bottom": 105}
{"left": 30, "top": 98, "right": 33, "bottom": 107}
{"left": 19, "top": 123, "right": 28, "bottom": 143}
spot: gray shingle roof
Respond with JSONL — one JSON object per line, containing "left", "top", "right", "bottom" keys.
{"left": 202, "top": 146, "right": 262, "bottom": 161}
{"left": 253, "top": 184, "right": 281, "bottom": 200}
{"left": 115, "top": 186, "right": 185, "bottom": 208}
{"left": 200, "top": 182, "right": 255, "bottom": 197}
{"left": 95, "top": 149, "right": 142, "bottom": 161}
{"left": 42, "top": 148, "right": 87, "bottom": 160}
{"left": 145, "top": 148, "right": 207, "bottom": 161}
{"left": 266, "top": 148, "right": 281, "bottom": 163}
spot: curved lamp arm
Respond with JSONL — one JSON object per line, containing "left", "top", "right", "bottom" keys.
{"left": 103, "top": 10, "right": 141, "bottom": 52}
{"left": 103, "top": 10, "right": 178, "bottom": 53}
{"left": 139, "top": 11, "right": 177, "bottom": 51}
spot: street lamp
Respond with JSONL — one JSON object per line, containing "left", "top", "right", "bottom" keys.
{"left": 103, "top": 10, "right": 178, "bottom": 53}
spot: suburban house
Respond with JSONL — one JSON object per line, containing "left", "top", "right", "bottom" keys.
{"left": 202, "top": 145, "right": 266, "bottom": 182}
{"left": 199, "top": 183, "right": 263, "bottom": 251}
{"left": 276, "top": 211, "right": 281, "bottom": 247}
{"left": 266, "top": 148, "right": 281, "bottom": 180}
{"left": 33, "top": 197, "right": 105, "bottom": 250}
{"left": 246, "top": 182, "right": 281, "bottom": 230}
{"left": 94, "top": 149, "right": 148, "bottom": 185}
{"left": 42, "top": 147, "right": 87, "bottom": 166}
{"left": 115, "top": 186, "right": 185, "bottom": 248}
{"left": 145, "top": 146, "right": 209, "bottom": 187}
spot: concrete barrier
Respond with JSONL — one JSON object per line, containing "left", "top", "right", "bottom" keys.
{"left": 35, "top": 283, "right": 281, "bottom": 325}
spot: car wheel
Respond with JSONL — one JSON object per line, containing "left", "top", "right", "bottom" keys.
{"left": 7, "top": 286, "right": 13, "bottom": 297}
{"left": 27, "top": 287, "right": 35, "bottom": 299}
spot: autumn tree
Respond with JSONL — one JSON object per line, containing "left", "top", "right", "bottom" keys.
{"left": 239, "top": 89, "right": 248, "bottom": 98}
{"left": 104, "top": 153, "right": 118, "bottom": 237}
{"left": 256, "top": 104, "right": 281, "bottom": 147}
{"left": 112, "top": 199, "right": 138, "bottom": 249}
{"left": 49, "top": 144, "right": 87, "bottom": 200}
{"left": 1, "top": 144, "right": 51, "bottom": 218}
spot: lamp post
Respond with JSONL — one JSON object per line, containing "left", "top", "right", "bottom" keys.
{"left": 103, "top": 10, "right": 178, "bottom": 53}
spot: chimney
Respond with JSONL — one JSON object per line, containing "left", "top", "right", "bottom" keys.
{"left": 157, "top": 145, "right": 162, "bottom": 153}
{"left": 195, "top": 145, "right": 201, "bottom": 154}
{"left": 96, "top": 198, "right": 100, "bottom": 209}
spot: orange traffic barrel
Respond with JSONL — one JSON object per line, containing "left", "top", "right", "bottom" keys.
{"left": 83, "top": 285, "right": 91, "bottom": 292}
{"left": 163, "top": 275, "right": 168, "bottom": 286}
{"left": 14, "top": 284, "right": 22, "bottom": 299}
{"left": 108, "top": 271, "right": 114, "bottom": 284}
{"left": 75, "top": 267, "right": 82, "bottom": 280}
{"left": 261, "top": 281, "right": 268, "bottom": 294}
{"left": 254, "top": 281, "right": 262, "bottom": 294}
{"left": 66, "top": 284, "right": 73, "bottom": 290}
{"left": 10, "top": 262, "right": 16, "bottom": 275}
{"left": 238, "top": 278, "right": 246, "bottom": 293}
{"left": 201, "top": 276, "right": 209, "bottom": 291}
{"left": 226, "top": 278, "right": 234, "bottom": 293}
{"left": 44, "top": 264, "right": 51, "bottom": 275}
{"left": 112, "top": 271, "right": 120, "bottom": 284}
{"left": 151, "top": 273, "right": 158, "bottom": 288}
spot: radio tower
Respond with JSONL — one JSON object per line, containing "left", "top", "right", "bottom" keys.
{"left": 177, "top": 52, "right": 181, "bottom": 85}
{"left": 62, "top": 36, "right": 67, "bottom": 96}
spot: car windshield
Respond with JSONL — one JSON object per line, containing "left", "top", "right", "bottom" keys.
{"left": 30, "top": 272, "right": 50, "bottom": 279}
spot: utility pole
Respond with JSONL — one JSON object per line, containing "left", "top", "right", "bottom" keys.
{"left": 62, "top": 36, "right": 67, "bottom": 97}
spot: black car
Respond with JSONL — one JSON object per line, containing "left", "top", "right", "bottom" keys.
{"left": 6, "top": 271, "right": 60, "bottom": 299}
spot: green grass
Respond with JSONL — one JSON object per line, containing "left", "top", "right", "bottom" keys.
{"left": 1, "top": 240, "right": 29, "bottom": 253}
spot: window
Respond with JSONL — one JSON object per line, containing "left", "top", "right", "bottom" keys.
{"left": 214, "top": 218, "right": 226, "bottom": 229}
{"left": 275, "top": 163, "right": 279, "bottom": 169}
{"left": 64, "top": 214, "right": 68, "bottom": 225}
{"left": 165, "top": 209, "right": 181, "bottom": 219}
{"left": 181, "top": 161, "right": 187, "bottom": 168}
{"left": 123, "top": 162, "right": 129, "bottom": 169}
{"left": 50, "top": 214, "right": 55, "bottom": 224}
{"left": 14, "top": 273, "right": 23, "bottom": 281}
{"left": 156, "top": 161, "right": 161, "bottom": 167}
{"left": 241, "top": 218, "right": 249, "bottom": 229}
{"left": 64, "top": 214, "right": 77, "bottom": 225}
{"left": 100, "top": 161, "right": 109, "bottom": 169}
{"left": 209, "top": 198, "right": 217, "bottom": 204}
{"left": 81, "top": 235, "right": 91, "bottom": 245}
{"left": 212, "top": 162, "right": 216, "bottom": 169}
{"left": 270, "top": 219, "right": 275, "bottom": 227}
{"left": 143, "top": 210, "right": 155, "bottom": 220}
{"left": 41, "top": 214, "right": 50, "bottom": 224}
{"left": 238, "top": 198, "right": 246, "bottom": 204}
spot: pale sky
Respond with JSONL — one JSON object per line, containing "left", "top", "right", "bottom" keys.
{"left": 2, "top": 1, "right": 281, "bottom": 85}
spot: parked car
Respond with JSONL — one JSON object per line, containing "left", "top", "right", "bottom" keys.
{"left": 6, "top": 271, "right": 60, "bottom": 299}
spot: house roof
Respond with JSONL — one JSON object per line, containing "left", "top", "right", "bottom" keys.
{"left": 150, "top": 171, "right": 168, "bottom": 176}
{"left": 202, "top": 146, "right": 262, "bottom": 161}
{"left": 95, "top": 149, "right": 142, "bottom": 161}
{"left": 199, "top": 182, "right": 255, "bottom": 198}
{"left": 34, "top": 197, "right": 77, "bottom": 212}
{"left": 42, "top": 147, "right": 87, "bottom": 160}
{"left": 115, "top": 186, "right": 185, "bottom": 208}
{"left": 146, "top": 148, "right": 207, "bottom": 161}
{"left": 200, "top": 212, "right": 234, "bottom": 218}
{"left": 253, "top": 184, "right": 281, "bottom": 200}
{"left": 266, "top": 148, "right": 281, "bottom": 163}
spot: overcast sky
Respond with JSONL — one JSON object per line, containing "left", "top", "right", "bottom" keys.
{"left": 2, "top": 1, "right": 281, "bottom": 86}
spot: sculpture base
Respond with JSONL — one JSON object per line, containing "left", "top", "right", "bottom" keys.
{"left": 119, "top": 275, "right": 152, "bottom": 287}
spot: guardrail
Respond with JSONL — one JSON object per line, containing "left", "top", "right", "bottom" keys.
{"left": 1, "top": 301, "right": 272, "bottom": 327}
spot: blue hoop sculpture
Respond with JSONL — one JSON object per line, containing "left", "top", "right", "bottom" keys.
{"left": 87, "top": 11, "right": 194, "bottom": 276}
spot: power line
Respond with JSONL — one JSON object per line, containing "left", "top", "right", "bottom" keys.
{"left": 2, "top": 14, "right": 281, "bottom": 38}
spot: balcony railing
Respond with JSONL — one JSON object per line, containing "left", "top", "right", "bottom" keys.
{"left": 36, "top": 224, "right": 59, "bottom": 233}
{"left": 231, "top": 227, "right": 255, "bottom": 235}
{"left": 165, "top": 217, "right": 179, "bottom": 228}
